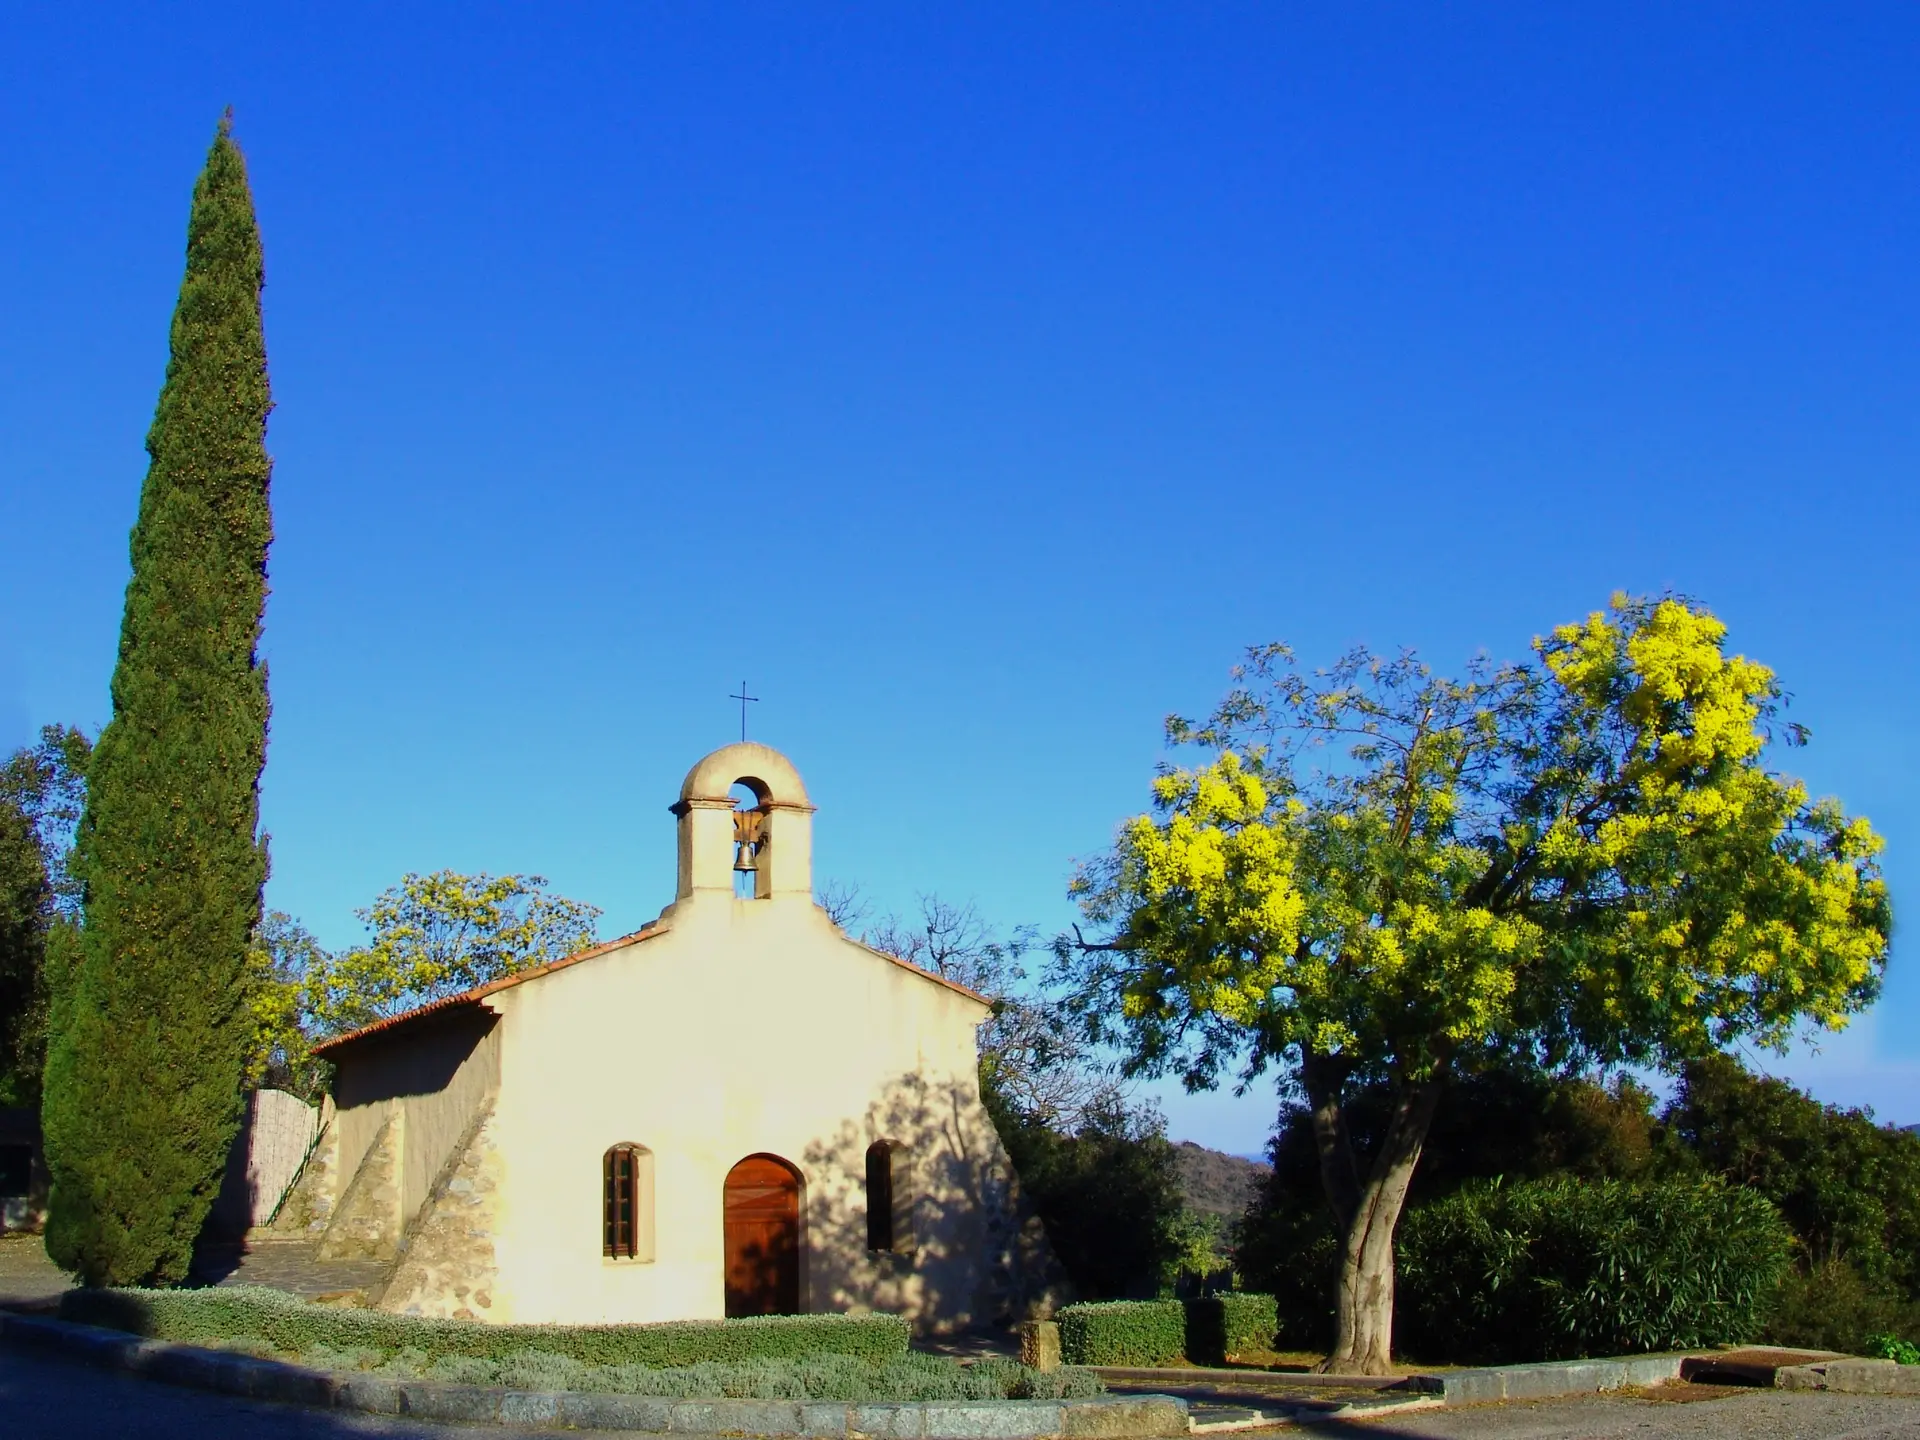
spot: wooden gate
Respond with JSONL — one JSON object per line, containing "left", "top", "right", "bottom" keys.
{"left": 723, "top": 1154, "right": 802, "bottom": 1316}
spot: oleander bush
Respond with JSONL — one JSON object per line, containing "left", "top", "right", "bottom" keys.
{"left": 62, "top": 1286, "right": 909, "bottom": 1367}
{"left": 1868, "top": 1334, "right": 1920, "bottom": 1366}
{"left": 1395, "top": 1176, "right": 1792, "bottom": 1364}
{"left": 1184, "top": 1293, "right": 1277, "bottom": 1364}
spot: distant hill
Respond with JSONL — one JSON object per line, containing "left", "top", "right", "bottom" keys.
{"left": 1172, "top": 1140, "right": 1271, "bottom": 1221}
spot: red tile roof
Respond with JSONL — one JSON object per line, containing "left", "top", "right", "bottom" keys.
{"left": 310, "top": 920, "right": 992, "bottom": 1057}
{"left": 310, "top": 925, "right": 665, "bottom": 1055}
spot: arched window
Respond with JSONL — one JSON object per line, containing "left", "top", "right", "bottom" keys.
{"left": 603, "top": 1144, "right": 656, "bottom": 1260}
{"left": 866, "top": 1140, "right": 912, "bottom": 1253}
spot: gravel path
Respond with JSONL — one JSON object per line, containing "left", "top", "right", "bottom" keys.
{"left": 0, "top": 1232, "right": 388, "bottom": 1308}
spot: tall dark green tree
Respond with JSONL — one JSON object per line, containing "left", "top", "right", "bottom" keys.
{"left": 42, "top": 115, "right": 273, "bottom": 1286}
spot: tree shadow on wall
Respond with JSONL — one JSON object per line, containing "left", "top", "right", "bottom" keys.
{"left": 800, "top": 1072, "right": 1070, "bottom": 1336}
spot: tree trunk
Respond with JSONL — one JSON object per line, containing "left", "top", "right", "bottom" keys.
{"left": 1305, "top": 1061, "right": 1442, "bottom": 1376}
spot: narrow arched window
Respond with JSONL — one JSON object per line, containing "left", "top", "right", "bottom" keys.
{"left": 866, "top": 1140, "right": 913, "bottom": 1253}
{"left": 866, "top": 1141, "right": 894, "bottom": 1250}
{"left": 604, "top": 1144, "right": 656, "bottom": 1260}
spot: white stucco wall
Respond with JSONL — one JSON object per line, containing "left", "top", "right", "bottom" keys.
{"left": 483, "top": 893, "right": 1013, "bottom": 1328}
{"left": 318, "top": 744, "right": 1059, "bottom": 1330}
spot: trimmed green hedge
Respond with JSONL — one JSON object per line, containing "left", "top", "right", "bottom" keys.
{"left": 1058, "top": 1301, "right": 1184, "bottom": 1366}
{"left": 61, "top": 1287, "right": 910, "bottom": 1366}
{"left": 207, "top": 1343, "right": 1105, "bottom": 1401}
{"left": 1396, "top": 1177, "right": 1791, "bottom": 1364}
{"left": 1185, "top": 1293, "right": 1277, "bottom": 1363}
{"left": 1057, "top": 1294, "right": 1278, "bottom": 1366}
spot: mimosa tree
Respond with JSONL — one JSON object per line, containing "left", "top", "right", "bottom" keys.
{"left": 1063, "top": 596, "right": 1889, "bottom": 1373}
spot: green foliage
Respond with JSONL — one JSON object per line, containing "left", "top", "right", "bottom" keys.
{"left": 0, "top": 725, "right": 89, "bottom": 1108}
{"left": 1763, "top": 1261, "right": 1920, "bottom": 1357}
{"left": 1057, "top": 1300, "right": 1187, "bottom": 1366}
{"left": 1237, "top": 1066, "right": 1662, "bottom": 1348}
{"left": 1055, "top": 1296, "right": 1277, "bottom": 1365}
{"left": 244, "top": 911, "right": 329, "bottom": 1098}
{"left": 1, "top": 725, "right": 92, "bottom": 919}
{"left": 1185, "top": 1293, "right": 1277, "bottom": 1363}
{"left": 43, "top": 117, "right": 273, "bottom": 1288}
{"left": 0, "top": 793, "right": 51, "bottom": 1108}
{"left": 1395, "top": 1177, "right": 1791, "bottom": 1364}
{"left": 1868, "top": 1334, "right": 1920, "bottom": 1366}
{"left": 1663, "top": 1055, "right": 1920, "bottom": 1296}
{"left": 1066, "top": 598, "right": 1886, "bottom": 1369}
{"left": 304, "top": 870, "right": 601, "bottom": 1035}
{"left": 983, "top": 1077, "right": 1187, "bottom": 1300}
{"left": 270, "top": 1347, "right": 1104, "bottom": 1401}
{"left": 61, "top": 1285, "right": 910, "bottom": 1366}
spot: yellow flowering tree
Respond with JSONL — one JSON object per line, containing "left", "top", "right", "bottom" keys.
{"left": 305, "top": 870, "right": 601, "bottom": 1035}
{"left": 1064, "top": 596, "right": 1889, "bottom": 1374}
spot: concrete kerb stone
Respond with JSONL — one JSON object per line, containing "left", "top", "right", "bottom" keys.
{"left": 1428, "top": 1354, "right": 1685, "bottom": 1405}
{"left": 1773, "top": 1358, "right": 1920, "bottom": 1396}
{"left": 0, "top": 1310, "right": 1190, "bottom": 1436}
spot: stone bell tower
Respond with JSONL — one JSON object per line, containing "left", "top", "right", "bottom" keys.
{"left": 670, "top": 742, "right": 815, "bottom": 903}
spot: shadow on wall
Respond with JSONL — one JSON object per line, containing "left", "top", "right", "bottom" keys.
{"left": 801, "top": 1072, "right": 1070, "bottom": 1334}
{"left": 202, "top": 1090, "right": 324, "bottom": 1244}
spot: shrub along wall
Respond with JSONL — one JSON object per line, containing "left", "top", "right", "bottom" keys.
{"left": 61, "top": 1287, "right": 910, "bottom": 1367}
{"left": 1395, "top": 1176, "right": 1791, "bottom": 1364}
{"left": 1185, "top": 1293, "right": 1278, "bottom": 1364}
{"left": 1057, "top": 1295, "right": 1278, "bottom": 1366}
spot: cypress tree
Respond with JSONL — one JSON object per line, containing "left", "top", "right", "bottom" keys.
{"left": 43, "top": 115, "right": 273, "bottom": 1286}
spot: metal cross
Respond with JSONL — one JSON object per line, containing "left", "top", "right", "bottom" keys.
{"left": 730, "top": 681, "right": 759, "bottom": 742}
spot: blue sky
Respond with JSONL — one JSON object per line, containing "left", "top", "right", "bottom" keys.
{"left": 3, "top": 5, "right": 1917, "bottom": 1153}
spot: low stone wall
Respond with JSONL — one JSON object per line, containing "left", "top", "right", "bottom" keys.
{"left": 1777, "top": 1359, "right": 1920, "bottom": 1395}
{"left": 0, "top": 1311, "right": 1189, "bottom": 1437}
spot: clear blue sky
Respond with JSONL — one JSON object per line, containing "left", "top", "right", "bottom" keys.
{"left": 4, "top": 5, "right": 1916, "bottom": 1153}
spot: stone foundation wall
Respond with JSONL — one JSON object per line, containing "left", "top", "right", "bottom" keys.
{"left": 317, "top": 1112, "right": 404, "bottom": 1261}
{"left": 375, "top": 1099, "right": 504, "bottom": 1320}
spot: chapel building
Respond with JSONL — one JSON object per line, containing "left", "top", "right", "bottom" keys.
{"left": 286, "top": 743, "right": 1062, "bottom": 1330}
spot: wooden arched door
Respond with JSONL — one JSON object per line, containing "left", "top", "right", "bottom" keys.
{"left": 723, "top": 1154, "right": 802, "bottom": 1316}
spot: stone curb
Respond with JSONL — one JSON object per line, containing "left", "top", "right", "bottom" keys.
{"left": 1427, "top": 1354, "right": 1686, "bottom": 1405}
{"left": 1775, "top": 1358, "right": 1920, "bottom": 1396}
{"left": 1087, "top": 1356, "right": 1688, "bottom": 1408}
{"left": 0, "top": 1311, "right": 1189, "bottom": 1436}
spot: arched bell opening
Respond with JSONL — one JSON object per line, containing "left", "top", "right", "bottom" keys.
{"left": 672, "top": 744, "right": 816, "bottom": 902}
{"left": 730, "top": 779, "right": 770, "bottom": 900}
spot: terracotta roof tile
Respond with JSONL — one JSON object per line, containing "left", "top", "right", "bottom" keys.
{"left": 310, "top": 925, "right": 663, "bottom": 1055}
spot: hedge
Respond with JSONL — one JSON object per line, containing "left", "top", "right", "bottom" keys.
{"left": 207, "top": 1343, "right": 1104, "bottom": 1401}
{"left": 60, "top": 1286, "right": 910, "bottom": 1367}
{"left": 1057, "top": 1294, "right": 1277, "bottom": 1366}
{"left": 1057, "top": 1301, "right": 1184, "bottom": 1366}
{"left": 1396, "top": 1176, "right": 1792, "bottom": 1364}
{"left": 1185, "top": 1293, "right": 1277, "bottom": 1364}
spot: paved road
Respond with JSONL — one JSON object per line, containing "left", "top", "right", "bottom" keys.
{"left": 1300, "top": 1387, "right": 1920, "bottom": 1439}
{"left": 0, "top": 1344, "right": 550, "bottom": 1439}
{"left": 5, "top": 1343, "right": 1920, "bottom": 1439}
